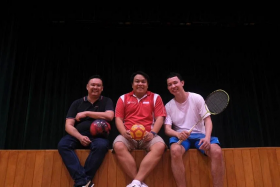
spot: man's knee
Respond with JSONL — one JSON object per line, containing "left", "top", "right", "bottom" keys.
{"left": 210, "top": 144, "right": 223, "bottom": 159}
{"left": 113, "top": 141, "right": 127, "bottom": 153}
{"left": 170, "top": 144, "right": 184, "bottom": 159}
{"left": 57, "top": 138, "right": 67, "bottom": 151}
{"left": 148, "top": 142, "right": 165, "bottom": 156}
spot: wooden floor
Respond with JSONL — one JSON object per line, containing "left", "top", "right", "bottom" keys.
{"left": 0, "top": 147, "right": 280, "bottom": 187}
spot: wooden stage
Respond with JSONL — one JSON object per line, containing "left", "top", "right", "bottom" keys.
{"left": 0, "top": 147, "right": 279, "bottom": 187}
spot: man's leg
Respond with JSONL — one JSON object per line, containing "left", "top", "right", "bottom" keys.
{"left": 170, "top": 143, "right": 187, "bottom": 187}
{"left": 113, "top": 141, "right": 138, "bottom": 179}
{"left": 57, "top": 134, "right": 88, "bottom": 186}
{"left": 206, "top": 144, "right": 225, "bottom": 187}
{"left": 84, "top": 137, "right": 109, "bottom": 180}
{"left": 134, "top": 142, "right": 165, "bottom": 181}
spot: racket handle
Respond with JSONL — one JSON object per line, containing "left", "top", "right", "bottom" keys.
{"left": 176, "top": 106, "right": 209, "bottom": 145}
{"left": 176, "top": 124, "right": 196, "bottom": 145}
{"left": 177, "top": 139, "right": 183, "bottom": 144}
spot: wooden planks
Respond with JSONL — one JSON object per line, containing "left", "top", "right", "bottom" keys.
{"left": 0, "top": 148, "right": 279, "bottom": 187}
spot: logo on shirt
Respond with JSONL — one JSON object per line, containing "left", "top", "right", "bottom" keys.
{"left": 127, "top": 101, "right": 136, "bottom": 104}
{"left": 143, "top": 101, "right": 150, "bottom": 104}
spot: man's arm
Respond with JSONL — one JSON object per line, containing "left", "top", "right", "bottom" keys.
{"left": 75, "top": 110, "right": 114, "bottom": 122}
{"left": 165, "top": 124, "right": 190, "bottom": 141}
{"left": 115, "top": 117, "right": 131, "bottom": 139}
{"left": 65, "top": 119, "right": 82, "bottom": 138}
{"left": 197, "top": 116, "right": 213, "bottom": 151}
{"left": 165, "top": 124, "right": 178, "bottom": 137}
{"left": 151, "top": 116, "right": 164, "bottom": 134}
{"left": 65, "top": 118, "right": 92, "bottom": 146}
{"left": 115, "top": 117, "right": 126, "bottom": 134}
{"left": 203, "top": 116, "right": 213, "bottom": 140}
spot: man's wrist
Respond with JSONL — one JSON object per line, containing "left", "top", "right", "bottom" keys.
{"left": 150, "top": 131, "right": 157, "bottom": 137}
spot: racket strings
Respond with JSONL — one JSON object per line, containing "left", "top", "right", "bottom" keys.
{"left": 206, "top": 91, "right": 229, "bottom": 114}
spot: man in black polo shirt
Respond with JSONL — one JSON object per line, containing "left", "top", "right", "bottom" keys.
{"left": 58, "top": 75, "right": 114, "bottom": 187}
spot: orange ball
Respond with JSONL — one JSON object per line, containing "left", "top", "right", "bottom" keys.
{"left": 130, "top": 124, "right": 146, "bottom": 140}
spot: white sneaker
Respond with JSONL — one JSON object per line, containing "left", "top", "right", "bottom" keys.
{"left": 126, "top": 182, "right": 141, "bottom": 187}
{"left": 141, "top": 182, "right": 148, "bottom": 187}
{"left": 82, "top": 181, "right": 94, "bottom": 187}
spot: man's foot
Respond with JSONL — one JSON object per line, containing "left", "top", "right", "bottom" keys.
{"left": 141, "top": 182, "right": 148, "bottom": 187}
{"left": 126, "top": 182, "right": 141, "bottom": 187}
{"left": 82, "top": 181, "right": 94, "bottom": 187}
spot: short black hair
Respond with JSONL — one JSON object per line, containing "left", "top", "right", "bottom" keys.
{"left": 167, "top": 72, "right": 183, "bottom": 81}
{"left": 130, "top": 71, "right": 150, "bottom": 85}
{"left": 88, "top": 75, "right": 103, "bottom": 84}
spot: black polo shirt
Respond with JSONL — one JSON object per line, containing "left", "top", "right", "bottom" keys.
{"left": 66, "top": 96, "right": 114, "bottom": 133}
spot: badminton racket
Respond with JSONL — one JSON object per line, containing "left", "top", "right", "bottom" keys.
{"left": 177, "top": 89, "right": 230, "bottom": 144}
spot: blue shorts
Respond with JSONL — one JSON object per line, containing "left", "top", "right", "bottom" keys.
{"left": 169, "top": 133, "right": 221, "bottom": 155}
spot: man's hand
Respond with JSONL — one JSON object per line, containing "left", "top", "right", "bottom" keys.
{"left": 143, "top": 131, "right": 153, "bottom": 142}
{"left": 198, "top": 137, "right": 211, "bottom": 151}
{"left": 78, "top": 135, "right": 91, "bottom": 146}
{"left": 122, "top": 130, "right": 132, "bottom": 140}
{"left": 177, "top": 130, "right": 190, "bottom": 141}
{"left": 75, "top": 112, "right": 88, "bottom": 121}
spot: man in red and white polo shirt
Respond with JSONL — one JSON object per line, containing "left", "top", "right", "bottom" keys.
{"left": 113, "top": 71, "right": 167, "bottom": 187}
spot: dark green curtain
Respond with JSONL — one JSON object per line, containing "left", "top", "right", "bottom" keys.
{"left": 0, "top": 10, "right": 279, "bottom": 149}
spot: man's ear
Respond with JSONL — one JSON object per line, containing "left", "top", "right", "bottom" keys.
{"left": 181, "top": 80, "right": 185, "bottom": 86}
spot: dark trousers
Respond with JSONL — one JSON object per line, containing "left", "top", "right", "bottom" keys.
{"left": 57, "top": 131, "right": 109, "bottom": 187}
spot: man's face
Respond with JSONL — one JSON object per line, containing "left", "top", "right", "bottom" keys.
{"left": 87, "top": 78, "right": 103, "bottom": 97}
{"left": 132, "top": 74, "right": 148, "bottom": 96}
{"left": 167, "top": 76, "right": 184, "bottom": 95}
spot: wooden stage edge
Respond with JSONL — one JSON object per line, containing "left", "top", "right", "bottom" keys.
{"left": 0, "top": 147, "right": 280, "bottom": 187}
